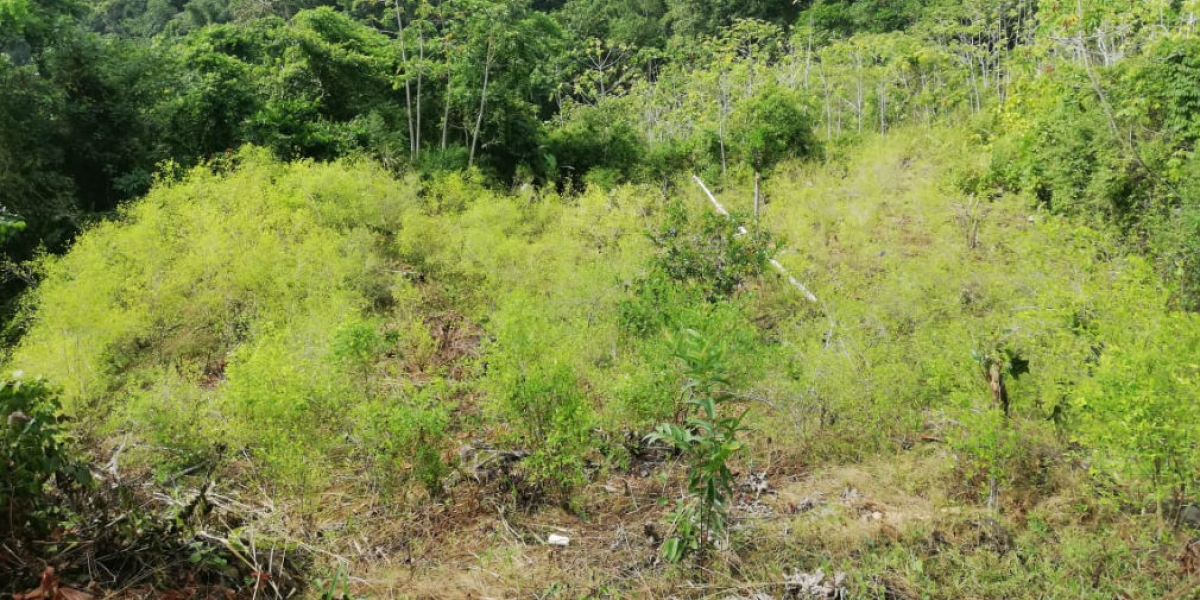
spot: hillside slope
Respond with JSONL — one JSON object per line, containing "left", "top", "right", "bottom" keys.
{"left": 6, "top": 129, "right": 1200, "bottom": 598}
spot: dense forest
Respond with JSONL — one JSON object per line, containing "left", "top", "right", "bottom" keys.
{"left": 5, "top": 0, "right": 1200, "bottom": 598}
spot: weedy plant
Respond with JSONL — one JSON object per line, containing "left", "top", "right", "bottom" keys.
{"left": 1, "top": 374, "right": 91, "bottom": 536}
{"left": 313, "top": 564, "right": 352, "bottom": 600}
{"left": 972, "top": 341, "right": 1029, "bottom": 418}
{"left": 648, "top": 329, "right": 750, "bottom": 562}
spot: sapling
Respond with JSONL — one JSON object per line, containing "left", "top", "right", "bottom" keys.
{"left": 648, "top": 329, "right": 750, "bottom": 562}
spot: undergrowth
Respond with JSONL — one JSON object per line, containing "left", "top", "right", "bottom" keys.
{"left": 6, "top": 128, "right": 1200, "bottom": 598}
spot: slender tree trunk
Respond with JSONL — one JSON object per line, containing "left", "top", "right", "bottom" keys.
{"left": 396, "top": 0, "right": 415, "bottom": 160}
{"left": 441, "top": 73, "right": 451, "bottom": 150}
{"left": 804, "top": 8, "right": 814, "bottom": 89}
{"left": 854, "top": 51, "right": 864, "bottom": 134}
{"left": 966, "top": 52, "right": 980, "bottom": 114}
{"left": 819, "top": 65, "right": 832, "bottom": 141}
{"left": 468, "top": 38, "right": 494, "bottom": 168}
{"left": 718, "top": 73, "right": 729, "bottom": 176}
{"left": 753, "top": 172, "right": 760, "bottom": 229}
{"left": 878, "top": 80, "right": 887, "bottom": 135}
{"left": 414, "top": 3, "right": 425, "bottom": 160}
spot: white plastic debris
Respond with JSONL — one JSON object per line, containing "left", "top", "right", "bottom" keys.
{"left": 740, "top": 471, "right": 772, "bottom": 497}
{"left": 547, "top": 534, "right": 570, "bottom": 547}
{"left": 784, "top": 568, "right": 848, "bottom": 600}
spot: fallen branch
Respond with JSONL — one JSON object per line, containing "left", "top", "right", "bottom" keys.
{"left": 691, "top": 175, "right": 819, "bottom": 304}
{"left": 691, "top": 177, "right": 849, "bottom": 355}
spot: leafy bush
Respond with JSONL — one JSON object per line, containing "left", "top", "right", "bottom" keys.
{"left": 543, "top": 103, "right": 646, "bottom": 189}
{"left": 648, "top": 202, "right": 777, "bottom": 300}
{"left": 730, "top": 86, "right": 820, "bottom": 173}
{"left": 616, "top": 198, "right": 772, "bottom": 428}
{"left": 484, "top": 295, "right": 595, "bottom": 498}
{"left": 618, "top": 271, "right": 703, "bottom": 337}
{"left": 220, "top": 304, "right": 360, "bottom": 491}
{"left": 648, "top": 329, "right": 749, "bottom": 562}
{"left": 332, "top": 318, "right": 385, "bottom": 394}
{"left": 1073, "top": 309, "right": 1200, "bottom": 506}
{"left": 8, "top": 149, "right": 414, "bottom": 492}
{"left": 352, "top": 385, "right": 451, "bottom": 499}
{"left": 1, "top": 374, "right": 90, "bottom": 535}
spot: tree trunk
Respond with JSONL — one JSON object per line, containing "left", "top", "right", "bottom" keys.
{"left": 804, "top": 8, "right": 814, "bottom": 89}
{"left": 441, "top": 73, "right": 451, "bottom": 151}
{"left": 468, "top": 37, "right": 494, "bottom": 169}
{"left": 718, "top": 73, "right": 729, "bottom": 177}
{"left": 854, "top": 51, "right": 864, "bottom": 134}
{"left": 414, "top": 2, "right": 425, "bottom": 160}
{"left": 396, "top": 0, "right": 415, "bottom": 160}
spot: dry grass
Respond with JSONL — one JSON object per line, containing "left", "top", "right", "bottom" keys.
{"left": 354, "top": 467, "right": 683, "bottom": 599}
{"left": 345, "top": 451, "right": 946, "bottom": 598}
{"left": 332, "top": 439, "right": 1199, "bottom": 599}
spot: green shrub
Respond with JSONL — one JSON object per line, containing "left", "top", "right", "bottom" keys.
{"left": 543, "top": 103, "right": 646, "bottom": 188}
{"left": 616, "top": 199, "right": 773, "bottom": 428}
{"left": 618, "top": 272, "right": 703, "bottom": 337}
{"left": 218, "top": 297, "right": 368, "bottom": 491}
{"left": 118, "top": 368, "right": 224, "bottom": 476}
{"left": 332, "top": 318, "right": 384, "bottom": 394}
{"left": 1073, "top": 310, "right": 1200, "bottom": 506}
{"left": 1, "top": 374, "right": 90, "bottom": 535}
{"left": 352, "top": 385, "right": 451, "bottom": 499}
{"left": 610, "top": 347, "right": 681, "bottom": 428}
{"left": 7, "top": 149, "right": 418, "bottom": 494}
{"left": 730, "top": 86, "right": 820, "bottom": 173}
{"left": 491, "top": 357, "right": 592, "bottom": 497}
{"left": 648, "top": 202, "right": 777, "bottom": 301}
{"left": 648, "top": 329, "right": 749, "bottom": 562}
{"left": 484, "top": 295, "right": 595, "bottom": 498}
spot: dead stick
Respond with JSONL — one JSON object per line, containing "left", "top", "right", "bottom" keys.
{"left": 691, "top": 175, "right": 819, "bottom": 304}
{"left": 753, "top": 172, "right": 760, "bottom": 226}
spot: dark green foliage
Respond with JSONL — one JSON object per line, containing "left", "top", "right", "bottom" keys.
{"left": 730, "top": 86, "right": 820, "bottom": 173}
{"left": 662, "top": 0, "right": 798, "bottom": 39}
{"left": 556, "top": 0, "right": 797, "bottom": 48}
{"left": 0, "top": 0, "right": 84, "bottom": 55}
{"left": 804, "top": 0, "right": 927, "bottom": 37}
{"left": 555, "top": 0, "right": 668, "bottom": 48}
{"left": 416, "top": 144, "right": 470, "bottom": 174}
{"left": 644, "top": 138, "right": 695, "bottom": 182}
{"left": 647, "top": 329, "right": 748, "bottom": 562}
{"left": 619, "top": 269, "right": 699, "bottom": 338}
{"left": 1124, "top": 38, "right": 1200, "bottom": 156}
{"left": 161, "top": 28, "right": 262, "bottom": 160}
{"left": 1, "top": 375, "right": 90, "bottom": 536}
{"left": 0, "top": 60, "right": 75, "bottom": 253}
{"left": 87, "top": 0, "right": 205, "bottom": 37}
{"left": 650, "top": 204, "right": 777, "bottom": 299}
{"left": 45, "top": 34, "right": 176, "bottom": 210}
{"left": 543, "top": 104, "right": 646, "bottom": 188}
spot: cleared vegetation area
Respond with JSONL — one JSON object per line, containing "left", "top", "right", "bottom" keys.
{"left": 5, "top": 127, "right": 1199, "bottom": 598}
{"left": 7, "top": 1, "right": 1200, "bottom": 598}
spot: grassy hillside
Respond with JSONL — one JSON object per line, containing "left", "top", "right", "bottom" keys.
{"left": 6, "top": 127, "right": 1199, "bottom": 597}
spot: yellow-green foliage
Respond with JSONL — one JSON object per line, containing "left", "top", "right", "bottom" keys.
{"left": 10, "top": 149, "right": 412, "bottom": 489}
{"left": 717, "top": 128, "right": 1195, "bottom": 500}
{"left": 1075, "top": 287, "right": 1200, "bottom": 500}
{"left": 10, "top": 127, "right": 1197, "bottom": 509}
{"left": 7, "top": 148, "right": 670, "bottom": 495}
